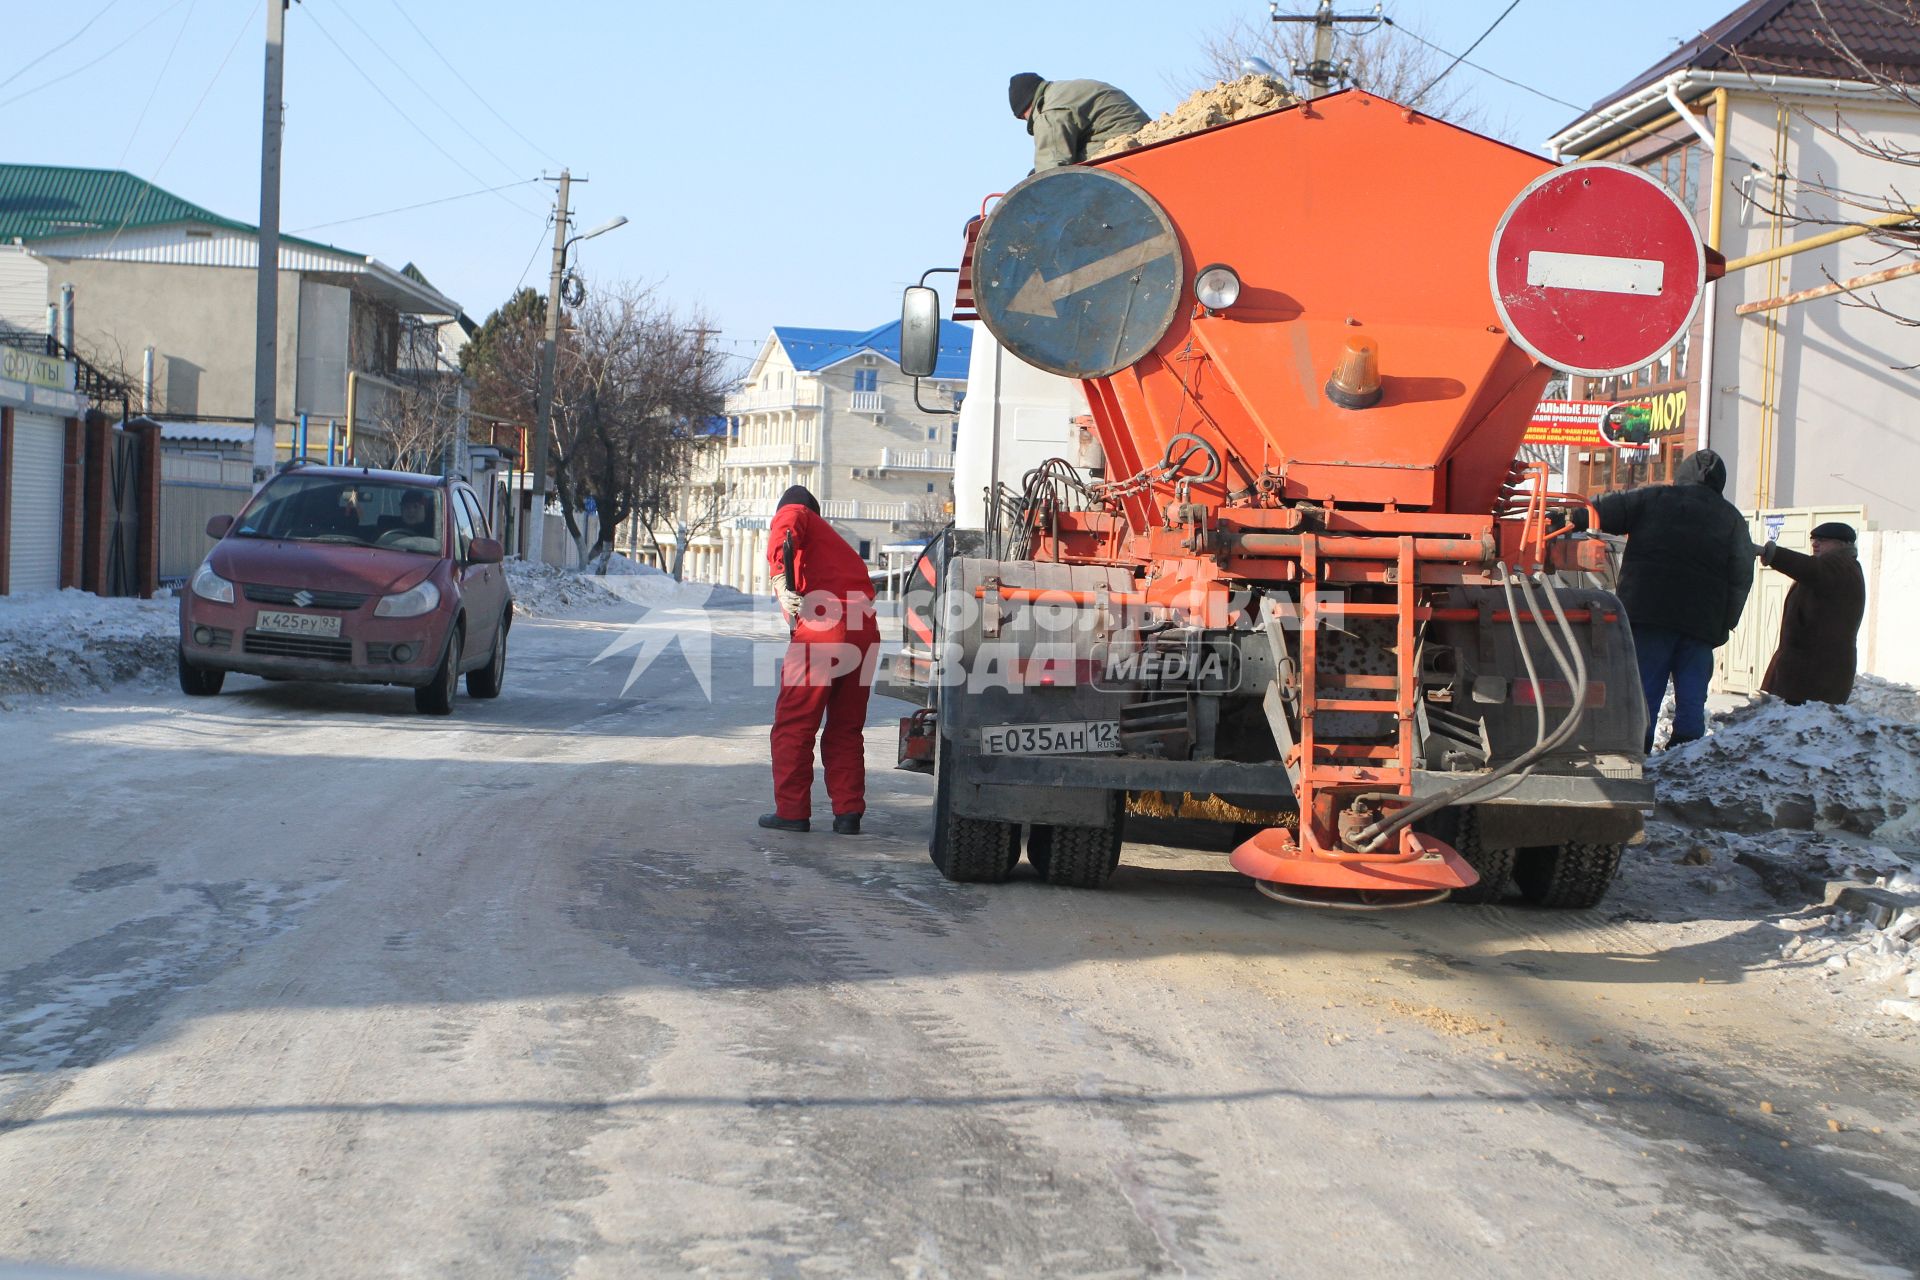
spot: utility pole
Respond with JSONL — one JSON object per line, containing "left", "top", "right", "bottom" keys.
{"left": 525, "top": 169, "right": 574, "bottom": 563}
{"left": 1271, "top": 1, "right": 1378, "bottom": 98}
{"left": 252, "top": 0, "right": 291, "bottom": 486}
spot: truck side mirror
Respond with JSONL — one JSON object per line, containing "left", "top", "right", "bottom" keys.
{"left": 900, "top": 286, "right": 942, "bottom": 378}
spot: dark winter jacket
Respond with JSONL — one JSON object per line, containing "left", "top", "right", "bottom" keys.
{"left": 1029, "top": 79, "right": 1150, "bottom": 170}
{"left": 1760, "top": 543, "right": 1866, "bottom": 705}
{"left": 1592, "top": 450, "right": 1755, "bottom": 648}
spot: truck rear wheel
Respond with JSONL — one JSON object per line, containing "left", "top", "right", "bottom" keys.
{"left": 1027, "top": 798, "right": 1124, "bottom": 889}
{"left": 929, "top": 745, "right": 1020, "bottom": 883}
{"left": 1513, "top": 841, "right": 1622, "bottom": 909}
{"left": 1416, "top": 807, "right": 1514, "bottom": 905}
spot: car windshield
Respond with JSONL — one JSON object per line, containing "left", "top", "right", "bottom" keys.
{"left": 233, "top": 475, "right": 444, "bottom": 555}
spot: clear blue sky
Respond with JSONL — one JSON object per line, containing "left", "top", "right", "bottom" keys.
{"left": 7, "top": 0, "right": 1734, "bottom": 373}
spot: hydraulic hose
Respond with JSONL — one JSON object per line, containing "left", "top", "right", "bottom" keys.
{"left": 1347, "top": 567, "right": 1590, "bottom": 851}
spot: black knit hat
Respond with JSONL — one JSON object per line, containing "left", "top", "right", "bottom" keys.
{"left": 1810, "top": 521, "right": 1857, "bottom": 543}
{"left": 776, "top": 484, "right": 820, "bottom": 515}
{"left": 1009, "top": 73, "right": 1042, "bottom": 118}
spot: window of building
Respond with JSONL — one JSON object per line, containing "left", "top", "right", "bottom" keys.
{"left": 926, "top": 425, "right": 937, "bottom": 441}
{"left": 926, "top": 482, "right": 935, "bottom": 493}
{"left": 853, "top": 369, "right": 878, "bottom": 392}
{"left": 858, "top": 539, "right": 872, "bottom": 559}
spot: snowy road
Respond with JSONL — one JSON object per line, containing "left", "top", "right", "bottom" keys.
{"left": 2, "top": 602, "right": 1917, "bottom": 1278}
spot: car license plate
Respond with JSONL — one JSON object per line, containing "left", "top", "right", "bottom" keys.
{"left": 980, "top": 720, "right": 1121, "bottom": 756}
{"left": 255, "top": 610, "right": 341, "bottom": 638}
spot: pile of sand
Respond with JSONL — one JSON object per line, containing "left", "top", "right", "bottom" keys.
{"left": 1091, "top": 75, "right": 1299, "bottom": 158}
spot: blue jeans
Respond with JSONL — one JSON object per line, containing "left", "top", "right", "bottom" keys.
{"left": 1634, "top": 625, "right": 1714, "bottom": 752}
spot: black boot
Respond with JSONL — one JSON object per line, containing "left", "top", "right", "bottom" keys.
{"left": 758, "top": 813, "right": 809, "bottom": 832}
{"left": 832, "top": 812, "right": 862, "bottom": 835}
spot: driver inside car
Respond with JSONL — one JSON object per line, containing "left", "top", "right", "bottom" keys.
{"left": 397, "top": 491, "right": 434, "bottom": 541}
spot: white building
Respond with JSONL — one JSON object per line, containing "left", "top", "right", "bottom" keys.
{"left": 1546, "top": 0, "right": 1920, "bottom": 525}
{"left": 651, "top": 321, "right": 971, "bottom": 595}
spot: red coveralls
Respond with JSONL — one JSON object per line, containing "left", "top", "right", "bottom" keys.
{"left": 766, "top": 505, "right": 880, "bottom": 820}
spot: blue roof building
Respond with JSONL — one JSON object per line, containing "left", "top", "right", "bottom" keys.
{"left": 645, "top": 320, "right": 971, "bottom": 593}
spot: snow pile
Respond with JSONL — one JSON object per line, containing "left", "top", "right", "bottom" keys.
{"left": 506, "top": 554, "right": 755, "bottom": 618}
{"left": 1091, "top": 74, "right": 1298, "bottom": 159}
{"left": 1639, "top": 678, "right": 1920, "bottom": 1030}
{"left": 504, "top": 561, "right": 624, "bottom": 617}
{"left": 1651, "top": 696, "right": 1920, "bottom": 844}
{"left": 0, "top": 589, "right": 178, "bottom": 704}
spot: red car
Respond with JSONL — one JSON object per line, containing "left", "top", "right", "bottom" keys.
{"left": 178, "top": 465, "right": 513, "bottom": 715}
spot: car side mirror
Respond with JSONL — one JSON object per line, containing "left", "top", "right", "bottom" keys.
{"left": 206, "top": 514, "right": 234, "bottom": 539}
{"left": 468, "top": 536, "right": 504, "bottom": 565}
{"left": 900, "top": 286, "right": 942, "bottom": 378}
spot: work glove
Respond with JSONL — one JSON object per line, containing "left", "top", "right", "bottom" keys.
{"left": 772, "top": 572, "right": 804, "bottom": 623}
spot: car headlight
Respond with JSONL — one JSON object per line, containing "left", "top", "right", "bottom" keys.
{"left": 1194, "top": 263, "right": 1242, "bottom": 312}
{"left": 190, "top": 562, "right": 235, "bottom": 604}
{"left": 374, "top": 579, "right": 441, "bottom": 618}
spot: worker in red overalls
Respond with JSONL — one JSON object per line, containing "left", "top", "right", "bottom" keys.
{"left": 758, "top": 486, "right": 880, "bottom": 834}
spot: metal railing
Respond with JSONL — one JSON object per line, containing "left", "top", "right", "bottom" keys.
{"left": 728, "top": 384, "right": 822, "bottom": 414}
{"left": 725, "top": 441, "right": 817, "bottom": 467}
{"left": 877, "top": 447, "right": 954, "bottom": 471}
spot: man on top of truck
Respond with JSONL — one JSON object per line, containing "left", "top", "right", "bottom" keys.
{"left": 1009, "top": 73, "right": 1149, "bottom": 171}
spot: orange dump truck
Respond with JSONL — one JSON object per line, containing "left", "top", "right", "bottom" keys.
{"left": 887, "top": 90, "right": 1716, "bottom": 909}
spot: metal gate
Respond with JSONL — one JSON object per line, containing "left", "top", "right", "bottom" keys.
{"left": 105, "top": 428, "right": 142, "bottom": 596}
{"left": 7, "top": 411, "right": 64, "bottom": 594}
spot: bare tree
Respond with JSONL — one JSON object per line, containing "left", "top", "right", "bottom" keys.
{"left": 369, "top": 319, "right": 470, "bottom": 473}
{"left": 549, "top": 283, "right": 733, "bottom": 568}
{"left": 1726, "top": 0, "right": 1920, "bottom": 334}
{"left": 1185, "top": 10, "right": 1486, "bottom": 131}
{"left": 642, "top": 467, "right": 743, "bottom": 582}
{"left": 897, "top": 492, "right": 953, "bottom": 541}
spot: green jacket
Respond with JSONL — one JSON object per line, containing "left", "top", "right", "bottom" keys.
{"left": 1029, "top": 79, "right": 1150, "bottom": 171}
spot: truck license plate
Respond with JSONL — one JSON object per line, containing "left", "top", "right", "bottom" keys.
{"left": 255, "top": 610, "right": 341, "bottom": 638}
{"left": 980, "top": 720, "right": 1121, "bottom": 756}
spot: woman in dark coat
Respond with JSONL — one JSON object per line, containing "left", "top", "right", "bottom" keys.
{"left": 1759, "top": 521, "right": 1867, "bottom": 706}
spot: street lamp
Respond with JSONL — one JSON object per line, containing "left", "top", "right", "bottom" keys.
{"left": 524, "top": 171, "right": 628, "bottom": 563}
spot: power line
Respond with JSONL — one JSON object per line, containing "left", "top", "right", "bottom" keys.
{"left": 302, "top": 4, "right": 539, "bottom": 217}
{"left": 382, "top": 0, "right": 560, "bottom": 169}
{"left": 1409, "top": 0, "right": 1526, "bottom": 106}
{"left": 118, "top": 0, "right": 201, "bottom": 166}
{"left": 0, "top": 0, "right": 191, "bottom": 110}
{"left": 0, "top": 0, "right": 125, "bottom": 92}
{"left": 1383, "top": 13, "right": 1583, "bottom": 112}
{"left": 321, "top": 0, "right": 526, "bottom": 181}
{"left": 291, "top": 178, "right": 543, "bottom": 233}
{"left": 103, "top": 0, "right": 262, "bottom": 256}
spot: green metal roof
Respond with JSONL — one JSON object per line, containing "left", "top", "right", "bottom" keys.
{"left": 0, "top": 164, "right": 247, "bottom": 241}
{"left": 0, "top": 163, "right": 345, "bottom": 254}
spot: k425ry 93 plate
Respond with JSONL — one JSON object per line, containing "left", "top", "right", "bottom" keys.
{"left": 972, "top": 167, "right": 1184, "bottom": 380}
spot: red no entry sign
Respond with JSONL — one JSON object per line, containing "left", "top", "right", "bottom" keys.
{"left": 1490, "top": 161, "right": 1706, "bottom": 378}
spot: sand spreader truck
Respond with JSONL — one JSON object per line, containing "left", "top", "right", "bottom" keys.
{"left": 882, "top": 89, "right": 1720, "bottom": 909}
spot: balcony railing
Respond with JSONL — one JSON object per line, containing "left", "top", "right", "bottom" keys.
{"left": 725, "top": 441, "right": 817, "bottom": 467}
{"left": 847, "top": 390, "right": 884, "bottom": 414}
{"left": 820, "top": 499, "right": 909, "bottom": 522}
{"left": 877, "top": 448, "right": 953, "bottom": 472}
{"left": 728, "top": 384, "right": 822, "bottom": 414}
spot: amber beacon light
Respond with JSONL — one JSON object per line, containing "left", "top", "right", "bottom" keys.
{"left": 1325, "top": 335, "right": 1383, "bottom": 409}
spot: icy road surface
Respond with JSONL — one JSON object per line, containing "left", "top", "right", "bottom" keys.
{"left": 2, "top": 602, "right": 1917, "bottom": 1279}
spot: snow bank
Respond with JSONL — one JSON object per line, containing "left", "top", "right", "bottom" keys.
{"left": 506, "top": 554, "right": 755, "bottom": 618}
{"left": 1637, "top": 675, "right": 1920, "bottom": 1032}
{"left": 0, "top": 589, "right": 177, "bottom": 704}
{"left": 504, "top": 561, "right": 624, "bottom": 618}
{"left": 1651, "top": 693, "right": 1920, "bottom": 844}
